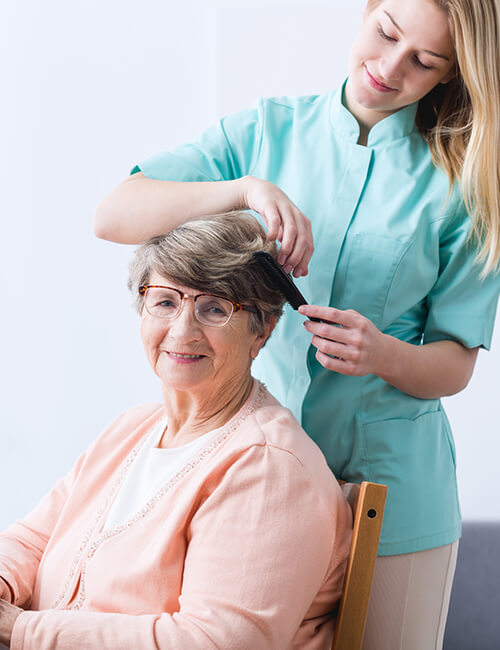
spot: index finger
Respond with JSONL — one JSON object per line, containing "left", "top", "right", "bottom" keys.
{"left": 298, "top": 304, "right": 358, "bottom": 326}
{"left": 280, "top": 210, "right": 314, "bottom": 275}
{"left": 263, "top": 209, "right": 282, "bottom": 243}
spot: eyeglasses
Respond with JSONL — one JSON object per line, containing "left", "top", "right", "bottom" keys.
{"left": 139, "top": 285, "right": 258, "bottom": 327}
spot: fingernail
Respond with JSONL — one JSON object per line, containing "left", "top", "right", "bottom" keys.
{"left": 284, "top": 264, "right": 293, "bottom": 274}
{"left": 295, "top": 267, "right": 303, "bottom": 277}
{"left": 278, "top": 255, "right": 286, "bottom": 265}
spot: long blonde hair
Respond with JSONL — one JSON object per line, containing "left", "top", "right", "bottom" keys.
{"left": 416, "top": 0, "right": 500, "bottom": 275}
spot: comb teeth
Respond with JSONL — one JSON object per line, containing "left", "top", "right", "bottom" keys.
{"left": 253, "top": 251, "right": 308, "bottom": 310}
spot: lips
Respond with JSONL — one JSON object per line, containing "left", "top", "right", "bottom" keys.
{"left": 365, "top": 66, "right": 397, "bottom": 92}
{"left": 168, "top": 352, "right": 204, "bottom": 359}
{"left": 160, "top": 350, "right": 207, "bottom": 366}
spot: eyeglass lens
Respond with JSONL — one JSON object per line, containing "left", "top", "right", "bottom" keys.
{"left": 144, "top": 287, "right": 234, "bottom": 326}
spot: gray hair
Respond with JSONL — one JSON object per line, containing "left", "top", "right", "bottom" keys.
{"left": 128, "top": 211, "right": 286, "bottom": 335}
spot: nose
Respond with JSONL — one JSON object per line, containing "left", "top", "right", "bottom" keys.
{"left": 380, "top": 48, "right": 406, "bottom": 82}
{"left": 167, "top": 300, "right": 203, "bottom": 341}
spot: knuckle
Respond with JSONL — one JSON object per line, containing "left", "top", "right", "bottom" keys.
{"left": 265, "top": 213, "right": 279, "bottom": 227}
{"left": 317, "top": 337, "right": 329, "bottom": 352}
{"left": 320, "top": 325, "right": 333, "bottom": 339}
{"left": 321, "top": 354, "right": 334, "bottom": 370}
{"left": 343, "top": 361, "right": 355, "bottom": 375}
{"left": 294, "top": 230, "right": 306, "bottom": 244}
{"left": 352, "top": 334, "right": 363, "bottom": 348}
{"left": 351, "top": 349, "right": 362, "bottom": 363}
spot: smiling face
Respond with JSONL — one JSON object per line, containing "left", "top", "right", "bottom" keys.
{"left": 140, "top": 273, "right": 271, "bottom": 398}
{"left": 345, "top": 0, "right": 456, "bottom": 132}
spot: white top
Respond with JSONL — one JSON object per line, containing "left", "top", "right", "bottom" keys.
{"left": 104, "top": 418, "right": 220, "bottom": 530}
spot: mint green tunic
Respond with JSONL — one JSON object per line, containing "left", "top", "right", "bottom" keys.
{"left": 133, "top": 83, "right": 499, "bottom": 555}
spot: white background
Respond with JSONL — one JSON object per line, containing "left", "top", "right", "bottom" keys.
{"left": 0, "top": 0, "right": 498, "bottom": 530}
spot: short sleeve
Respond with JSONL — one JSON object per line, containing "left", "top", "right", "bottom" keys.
{"left": 132, "top": 102, "right": 264, "bottom": 182}
{"left": 423, "top": 208, "right": 500, "bottom": 350}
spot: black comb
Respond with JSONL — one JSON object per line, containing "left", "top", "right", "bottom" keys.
{"left": 253, "top": 251, "right": 320, "bottom": 321}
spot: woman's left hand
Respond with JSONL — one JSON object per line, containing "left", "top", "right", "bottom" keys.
{"left": 0, "top": 599, "right": 22, "bottom": 646}
{"left": 299, "top": 304, "right": 386, "bottom": 376}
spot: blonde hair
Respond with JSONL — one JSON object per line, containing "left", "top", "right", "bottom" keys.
{"left": 128, "top": 211, "right": 286, "bottom": 335}
{"left": 415, "top": 0, "right": 500, "bottom": 275}
{"left": 368, "top": 0, "right": 500, "bottom": 275}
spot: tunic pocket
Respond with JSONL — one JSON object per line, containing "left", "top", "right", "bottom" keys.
{"left": 336, "top": 233, "right": 407, "bottom": 328}
{"left": 361, "top": 410, "right": 459, "bottom": 546}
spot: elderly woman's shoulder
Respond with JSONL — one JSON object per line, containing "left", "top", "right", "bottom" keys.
{"left": 113, "top": 402, "right": 163, "bottom": 424}
{"left": 254, "top": 398, "right": 325, "bottom": 458}
{"left": 90, "top": 402, "right": 164, "bottom": 452}
{"left": 102, "top": 402, "right": 163, "bottom": 431}
{"left": 238, "top": 386, "right": 339, "bottom": 488}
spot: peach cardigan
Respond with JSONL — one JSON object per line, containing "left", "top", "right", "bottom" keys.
{"left": 0, "top": 381, "right": 352, "bottom": 649}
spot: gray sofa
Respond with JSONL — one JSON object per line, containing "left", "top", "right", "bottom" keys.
{"left": 443, "top": 521, "right": 500, "bottom": 650}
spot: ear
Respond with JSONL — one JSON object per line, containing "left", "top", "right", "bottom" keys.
{"left": 249, "top": 317, "right": 278, "bottom": 360}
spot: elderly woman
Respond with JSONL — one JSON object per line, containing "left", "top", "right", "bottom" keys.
{"left": 0, "top": 212, "right": 352, "bottom": 650}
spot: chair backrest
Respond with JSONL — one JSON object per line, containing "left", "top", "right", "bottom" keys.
{"left": 332, "top": 481, "right": 387, "bottom": 650}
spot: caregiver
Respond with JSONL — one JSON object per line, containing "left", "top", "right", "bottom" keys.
{"left": 94, "top": 1, "right": 500, "bottom": 648}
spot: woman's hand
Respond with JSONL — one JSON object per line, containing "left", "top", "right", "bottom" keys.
{"left": 299, "top": 304, "right": 385, "bottom": 375}
{"left": 299, "top": 303, "right": 479, "bottom": 399}
{"left": 0, "top": 599, "right": 22, "bottom": 646}
{"left": 240, "top": 176, "right": 313, "bottom": 277}
{"left": 95, "top": 174, "right": 314, "bottom": 275}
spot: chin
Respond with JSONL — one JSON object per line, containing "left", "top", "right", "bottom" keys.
{"left": 158, "top": 368, "right": 206, "bottom": 393}
{"left": 161, "top": 377, "right": 205, "bottom": 393}
{"left": 354, "top": 87, "right": 386, "bottom": 111}
{"left": 352, "top": 80, "right": 401, "bottom": 115}
{"left": 349, "top": 73, "right": 373, "bottom": 102}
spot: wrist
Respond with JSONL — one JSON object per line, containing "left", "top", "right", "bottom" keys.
{"left": 233, "top": 175, "right": 253, "bottom": 210}
{"left": 374, "top": 332, "right": 399, "bottom": 382}
{"left": 0, "top": 600, "right": 22, "bottom": 646}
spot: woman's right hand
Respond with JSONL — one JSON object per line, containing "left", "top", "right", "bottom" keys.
{"left": 239, "top": 176, "right": 313, "bottom": 277}
{"left": 95, "top": 173, "right": 314, "bottom": 275}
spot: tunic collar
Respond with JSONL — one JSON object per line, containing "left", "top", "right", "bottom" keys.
{"left": 330, "top": 78, "right": 419, "bottom": 146}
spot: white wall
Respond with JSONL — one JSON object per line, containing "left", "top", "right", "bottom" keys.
{"left": 0, "top": 0, "right": 498, "bottom": 531}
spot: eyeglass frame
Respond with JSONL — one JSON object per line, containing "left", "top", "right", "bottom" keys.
{"left": 138, "top": 284, "right": 259, "bottom": 326}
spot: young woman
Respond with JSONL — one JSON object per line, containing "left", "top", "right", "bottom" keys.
{"left": 94, "top": 1, "right": 500, "bottom": 648}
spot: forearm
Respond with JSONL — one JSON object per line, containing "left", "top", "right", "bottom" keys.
{"left": 93, "top": 173, "right": 245, "bottom": 243}
{"left": 0, "top": 523, "right": 47, "bottom": 607}
{"left": 10, "top": 610, "right": 200, "bottom": 650}
{"left": 376, "top": 336, "right": 478, "bottom": 399}
{"left": 0, "top": 459, "right": 82, "bottom": 608}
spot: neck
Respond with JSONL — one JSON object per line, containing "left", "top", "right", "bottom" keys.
{"left": 159, "top": 373, "right": 255, "bottom": 448}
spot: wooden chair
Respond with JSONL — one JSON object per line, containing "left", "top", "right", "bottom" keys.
{"left": 332, "top": 481, "right": 388, "bottom": 650}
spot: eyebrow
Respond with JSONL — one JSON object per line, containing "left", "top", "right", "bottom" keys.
{"left": 383, "top": 11, "right": 451, "bottom": 61}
